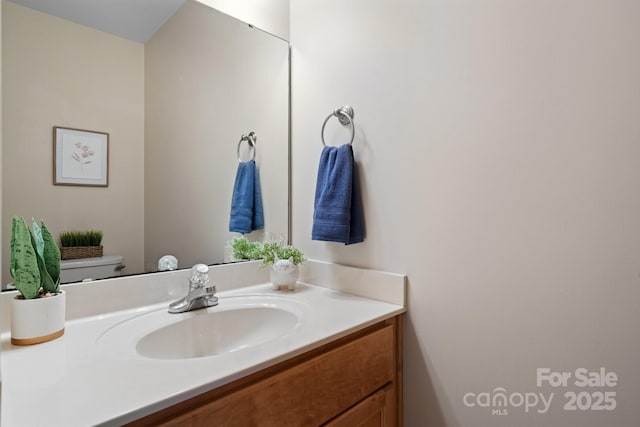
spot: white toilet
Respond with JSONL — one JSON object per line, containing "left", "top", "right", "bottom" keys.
{"left": 60, "top": 255, "right": 125, "bottom": 284}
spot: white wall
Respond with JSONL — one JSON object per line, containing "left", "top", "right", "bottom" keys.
{"left": 2, "top": 1, "right": 145, "bottom": 286}
{"left": 196, "top": 0, "right": 289, "bottom": 40}
{"left": 290, "top": 1, "right": 640, "bottom": 426}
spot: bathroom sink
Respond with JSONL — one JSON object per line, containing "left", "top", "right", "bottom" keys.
{"left": 97, "top": 296, "right": 304, "bottom": 360}
{"left": 137, "top": 306, "right": 297, "bottom": 359}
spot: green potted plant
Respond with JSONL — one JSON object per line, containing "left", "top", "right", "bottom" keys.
{"left": 260, "top": 241, "right": 305, "bottom": 291}
{"left": 59, "top": 229, "right": 103, "bottom": 259}
{"left": 231, "top": 236, "right": 305, "bottom": 290}
{"left": 10, "top": 216, "right": 65, "bottom": 345}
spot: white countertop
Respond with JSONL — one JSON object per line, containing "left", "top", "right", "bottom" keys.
{"left": 1, "top": 263, "right": 406, "bottom": 427}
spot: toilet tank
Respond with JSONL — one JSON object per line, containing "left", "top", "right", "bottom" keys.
{"left": 60, "top": 255, "right": 125, "bottom": 284}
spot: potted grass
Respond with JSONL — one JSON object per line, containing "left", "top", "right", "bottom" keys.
{"left": 10, "top": 217, "right": 65, "bottom": 345}
{"left": 261, "top": 242, "right": 305, "bottom": 290}
{"left": 232, "top": 237, "right": 305, "bottom": 290}
{"left": 59, "top": 229, "right": 103, "bottom": 259}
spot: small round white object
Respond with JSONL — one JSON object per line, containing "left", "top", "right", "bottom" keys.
{"left": 194, "top": 264, "right": 209, "bottom": 274}
{"left": 157, "top": 255, "right": 178, "bottom": 271}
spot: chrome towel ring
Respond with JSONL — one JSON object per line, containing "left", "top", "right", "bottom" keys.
{"left": 321, "top": 105, "right": 355, "bottom": 146}
{"left": 237, "top": 132, "right": 257, "bottom": 162}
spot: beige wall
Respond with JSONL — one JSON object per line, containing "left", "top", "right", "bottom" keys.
{"left": 144, "top": 1, "right": 289, "bottom": 271}
{"left": 0, "top": 0, "right": 3, "bottom": 296}
{"left": 2, "top": 1, "right": 145, "bottom": 286}
{"left": 291, "top": 0, "right": 640, "bottom": 426}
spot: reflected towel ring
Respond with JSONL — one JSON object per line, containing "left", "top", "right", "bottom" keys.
{"left": 237, "top": 132, "right": 257, "bottom": 162}
{"left": 321, "top": 105, "right": 355, "bottom": 146}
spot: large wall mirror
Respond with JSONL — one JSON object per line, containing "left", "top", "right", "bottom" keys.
{"left": 1, "top": 0, "right": 290, "bottom": 288}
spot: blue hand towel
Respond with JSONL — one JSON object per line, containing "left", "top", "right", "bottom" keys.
{"left": 312, "top": 144, "right": 365, "bottom": 244}
{"left": 229, "top": 160, "right": 264, "bottom": 233}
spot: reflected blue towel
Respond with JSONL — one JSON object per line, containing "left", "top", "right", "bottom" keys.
{"left": 312, "top": 144, "right": 364, "bottom": 244}
{"left": 229, "top": 160, "right": 264, "bottom": 233}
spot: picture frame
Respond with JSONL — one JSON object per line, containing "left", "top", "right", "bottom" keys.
{"left": 53, "top": 126, "right": 109, "bottom": 187}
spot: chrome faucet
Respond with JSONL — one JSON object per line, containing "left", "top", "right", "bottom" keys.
{"left": 168, "top": 264, "right": 218, "bottom": 314}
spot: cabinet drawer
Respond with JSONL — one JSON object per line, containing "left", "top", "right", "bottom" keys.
{"left": 153, "top": 323, "right": 395, "bottom": 427}
{"left": 324, "top": 385, "right": 395, "bottom": 427}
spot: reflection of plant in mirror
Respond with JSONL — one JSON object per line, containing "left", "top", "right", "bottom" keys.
{"left": 230, "top": 237, "right": 305, "bottom": 265}
{"left": 59, "top": 229, "right": 103, "bottom": 247}
{"left": 231, "top": 236, "right": 263, "bottom": 260}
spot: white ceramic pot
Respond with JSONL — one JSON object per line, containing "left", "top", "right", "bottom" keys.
{"left": 269, "top": 264, "right": 300, "bottom": 291}
{"left": 11, "top": 290, "right": 66, "bottom": 346}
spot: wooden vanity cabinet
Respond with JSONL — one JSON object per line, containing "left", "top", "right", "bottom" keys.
{"left": 127, "top": 316, "right": 403, "bottom": 427}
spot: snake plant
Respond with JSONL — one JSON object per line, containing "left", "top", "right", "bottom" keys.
{"left": 10, "top": 217, "right": 61, "bottom": 299}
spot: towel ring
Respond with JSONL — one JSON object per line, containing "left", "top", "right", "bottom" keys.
{"left": 237, "top": 132, "right": 257, "bottom": 162}
{"left": 321, "top": 105, "right": 355, "bottom": 146}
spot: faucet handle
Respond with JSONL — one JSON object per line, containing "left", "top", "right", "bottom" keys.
{"left": 190, "top": 264, "right": 210, "bottom": 287}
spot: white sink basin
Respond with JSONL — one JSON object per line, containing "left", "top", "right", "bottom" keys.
{"left": 97, "top": 295, "right": 304, "bottom": 360}
{"left": 137, "top": 306, "right": 297, "bottom": 359}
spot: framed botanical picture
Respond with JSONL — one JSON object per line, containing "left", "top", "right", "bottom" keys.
{"left": 53, "top": 126, "right": 109, "bottom": 187}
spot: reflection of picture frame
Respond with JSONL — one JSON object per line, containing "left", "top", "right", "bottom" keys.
{"left": 53, "top": 126, "right": 109, "bottom": 187}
